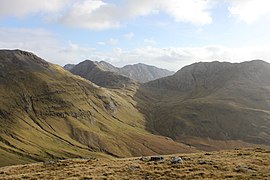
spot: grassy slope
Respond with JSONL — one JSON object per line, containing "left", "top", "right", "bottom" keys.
{"left": 0, "top": 148, "right": 269, "bottom": 179}
{"left": 0, "top": 50, "right": 193, "bottom": 167}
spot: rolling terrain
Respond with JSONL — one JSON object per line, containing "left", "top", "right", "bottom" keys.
{"left": 0, "top": 50, "right": 193, "bottom": 167}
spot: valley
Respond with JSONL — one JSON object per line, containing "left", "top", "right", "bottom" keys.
{"left": 0, "top": 50, "right": 269, "bottom": 178}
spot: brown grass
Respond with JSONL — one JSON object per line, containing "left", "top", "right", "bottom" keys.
{"left": 0, "top": 148, "right": 269, "bottom": 179}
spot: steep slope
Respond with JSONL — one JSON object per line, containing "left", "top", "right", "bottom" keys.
{"left": 120, "top": 63, "right": 175, "bottom": 83}
{"left": 0, "top": 50, "right": 194, "bottom": 167}
{"left": 63, "top": 64, "right": 75, "bottom": 71}
{"left": 136, "top": 61, "right": 270, "bottom": 150}
{"left": 70, "top": 60, "right": 135, "bottom": 88}
{"left": 65, "top": 60, "right": 174, "bottom": 83}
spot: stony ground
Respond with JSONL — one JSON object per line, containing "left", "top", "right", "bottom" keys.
{"left": 0, "top": 148, "right": 269, "bottom": 179}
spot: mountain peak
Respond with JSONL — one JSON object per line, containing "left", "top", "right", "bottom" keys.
{"left": 0, "top": 49, "right": 49, "bottom": 70}
{"left": 65, "top": 60, "right": 174, "bottom": 84}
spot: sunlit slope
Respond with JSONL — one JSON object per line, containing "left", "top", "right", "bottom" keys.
{"left": 0, "top": 148, "right": 269, "bottom": 179}
{"left": 137, "top": 61, "right": 270, "bottom": 149}
{"left": 0, "top": 50, "right": 193, "bottom": 167}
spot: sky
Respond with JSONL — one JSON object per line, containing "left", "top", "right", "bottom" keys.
{"left": 1, "top": 0, "right": 270, "bottom": 71}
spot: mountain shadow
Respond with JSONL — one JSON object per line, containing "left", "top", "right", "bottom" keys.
{"left": 134, "top": 60, "right": 270, "bottom": 151}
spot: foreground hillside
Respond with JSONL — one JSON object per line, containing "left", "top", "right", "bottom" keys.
{"left": 0, "top": 50, "right": 192, "bottom": 167}
{"left": 0, "top": 148, "right": 269, "bottom": 179}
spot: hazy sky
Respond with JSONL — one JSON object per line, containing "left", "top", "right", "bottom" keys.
{"left": 1, "top": 0, "right": 270, "bottom": 70}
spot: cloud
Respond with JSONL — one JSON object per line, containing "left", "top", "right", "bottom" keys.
{"left": 0, "top": 27, "right": 57, "bottom": 51}
{"left": 157, "top": 0, "right": 213, "bottom": 25}
{"left": 0, "top": 27, "right": 96, "bottom": 65}
{"left": 90, "top": 45, "right": 270, "bottom": 71}
{"left": 107, "top": 38, "right": 119, "bottom": 46}
{"left": 97, "top": 38, "right": 119, "bottom": 46}
{"left": 1, "top": 28, "right": 270, "bottom": 71}
{"left": 143, "top": 38, "right": 157, "bottom": 46}
{"left": 60, "top": 0, "right": 214, "bottom": 29}
{"left": 0, "top": 0, "right": 67, "bottom": 18}
{"left": 123, "top": 32, "right": 134, "bottom": 40}
{"left": 60, "top": 0, "right": 122, "bottom": 30}
{"left": 0, "top": 0, "right": 214, "bottom": 30}
{"left": 227, "top": 0, "right": 270, "bottom": 23}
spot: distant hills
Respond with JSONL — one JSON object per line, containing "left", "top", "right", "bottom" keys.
{"left": 0, "top": 49, "right": 270, "bottom": 167}
{"left": 64, "top": 60, "right": 174, "bottom": 85}
{"left": 66, "top": 60, "right": 136, "bottom": 88}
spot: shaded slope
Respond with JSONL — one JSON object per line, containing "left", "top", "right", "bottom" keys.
{"left": 70, "top": 60, "right": 135, "bottom": 88}
{"left": 63, "top": 64, "right": 75, "bottom": 71}
{"left": 120, "top": 63, "right": 175, "bottom": 83}
{"left": 136, "top": 60, "right": 270, "bottom": 149}
{"left": 66, "top": 60, "right": 174, "bottom": 84}
{"left": 0, "top": 50, "right": 194, "bottom": 167}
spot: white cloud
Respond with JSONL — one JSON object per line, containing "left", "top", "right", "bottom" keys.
{"left": 89, "top": 45, "right": 270, "bottom": 71}
{"left": 2, "top": 28, "right": 270, "bottom": 71}
{"left": 97, "top": 38, "right": 119, "bottom": 46}
{"left": 159, "top": 0, "right": 213, "bottom": 25}
{"left": 0, "top": 28, "right": 96, "bottom": 65}
{"left": 61, "top": 0, "right": 213, "bottom": 29}
{"left": 227, "top": 0, "right": 270, "bottom": 23}
{"left": 60, "top": 0, "right": 122, "bottom": 30}
{"left": 97, "top": 41, "right": 106, "bottom": 46}
{"left": 0, "top": 0, "right": 67, "bottom": 18}
{"left": 0, "top": 0, "right": 214, "bottom": 30}
{"left": 108, "top": 38, "right": 119, "bottom": 46}
{"left": 123, "top": 32, "right": 134, "bottom": 40}
{"left": 143, "top": 38, "right": 157, "bottom": 46}
{"left": 0, "top": 27, "right": 57, "bottom": 51}
{"left": 125, "top": 0, "right": 213, "bottom": 25}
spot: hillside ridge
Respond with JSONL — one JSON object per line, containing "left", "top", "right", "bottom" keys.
{"left": 65, "top": 60, "right": 174, "bottom": 84}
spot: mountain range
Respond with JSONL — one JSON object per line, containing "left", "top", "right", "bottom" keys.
{"left": 64, "top": 60, "right": 174, "bottom": 85}
{"left": 0, "top": 50, "right": 190, "bottom": 167}
{"left": 0, "top": 49, "right": 269, "bottom": 167}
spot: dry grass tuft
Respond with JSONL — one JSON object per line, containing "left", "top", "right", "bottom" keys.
{"left": 0, "top": 148, "right": 269, "bottom": 179}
